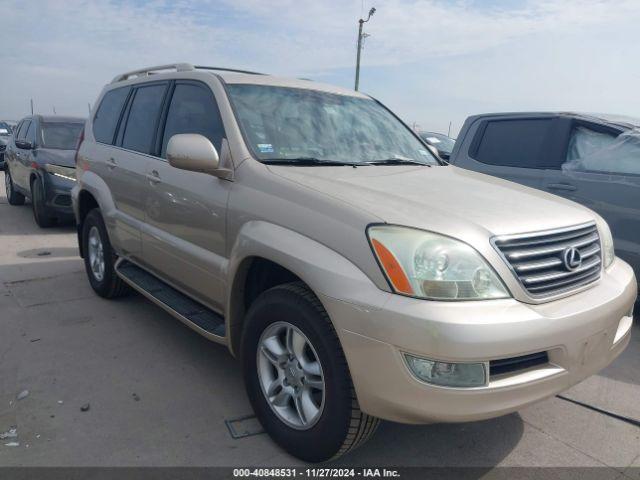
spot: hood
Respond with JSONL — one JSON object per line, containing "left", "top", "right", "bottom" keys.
{"left": 35, "top": 148, "right": 76, "bottom": 168}
{"left": 268, "top": 164, "right": 595, "bottom": 239}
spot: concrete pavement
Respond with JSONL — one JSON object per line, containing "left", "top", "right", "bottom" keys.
{"left": 0, "top": 172, "right": 638, "bottom": 475}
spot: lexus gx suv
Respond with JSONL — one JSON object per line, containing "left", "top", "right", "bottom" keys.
{"left": 73, "top": 64, "right": 636, "bottom": 462}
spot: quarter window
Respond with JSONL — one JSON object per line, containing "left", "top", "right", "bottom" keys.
{"left": 25, "top": 121, "right": 36, "bottom": 144}
{"left": 160, "top": 83, "right": 225, "bottom": 158}
{"left": 93, "top": 87, "right": 130, "bottom": 144}
{"left": 473, "top": 119, "right": 554, "bottom": 168}
{"left": 121, "top": 84, "right": 167, "bottom": 154}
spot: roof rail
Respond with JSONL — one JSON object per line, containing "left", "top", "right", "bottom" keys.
{"left": 193, "top": 66, "right": 268, "bottom": 76}
{"left": 111, "top": 63, "right": 195, "bottom": 83}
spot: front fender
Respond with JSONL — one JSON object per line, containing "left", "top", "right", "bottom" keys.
{"left": 225, "top": 220, "right": 385, "bottom": 356}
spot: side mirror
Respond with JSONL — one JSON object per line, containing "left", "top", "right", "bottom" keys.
{"left": 167, "top": 134, "right": 220, "bottom": 174}
{"left": 15, "top": 140, "right": 34, "bottom": 150}
{"left": 424, "top": 143, "right": 441, "bottom": 159}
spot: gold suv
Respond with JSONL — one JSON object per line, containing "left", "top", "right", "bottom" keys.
{"left": 72, "top": 64, "right": 636, "bottom": 462}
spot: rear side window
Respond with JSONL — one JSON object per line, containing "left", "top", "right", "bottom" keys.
{"left": 160, "top": 83, "right": 225, "bottom": 158}
{"left": 93, "top": 87, "right": 130, "bottom": 144}
{"left": 473, "top": 119, "right": 554, "bottom": 168}
{"left": 122, "top": 84, "right": 167, "bottom": 154}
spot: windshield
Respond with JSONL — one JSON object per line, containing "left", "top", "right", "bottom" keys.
{"left": 40, "top": 122, "right": 83, "bottom": 150}
{"left": 419, "top": 132, "right": 455, "bottom": 154}
{"left": 0, "top": 122, "right": 11, "bottom": 136}
{"left": 227, "top": 85, "right": 438, "bottom": 165}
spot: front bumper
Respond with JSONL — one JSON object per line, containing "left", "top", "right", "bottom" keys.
{"left": 321, "top": 259, "right": 636, "bottom": 424}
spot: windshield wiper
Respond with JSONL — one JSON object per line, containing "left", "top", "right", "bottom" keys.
{"left": 263, "top": 157, "right": 359, "bottom": 166}
{"left": 364, "top": 158, "right": 432, "bottom": 166}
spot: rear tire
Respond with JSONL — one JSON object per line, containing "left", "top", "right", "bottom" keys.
{"left": 31, "top": 178, "right": 55, "bottom": 228}
{"left": 5, "top": 168, "right": 25, "bottom": 206}
{"left": 241, "top": 282, "right": 379, "bottom": 462}
{"left": 82, "top": 208, "right": 129, "bottom": 299}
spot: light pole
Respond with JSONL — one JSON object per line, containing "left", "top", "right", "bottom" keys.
{"left": 354, "top": 7, "right": 376, "bottom": 91}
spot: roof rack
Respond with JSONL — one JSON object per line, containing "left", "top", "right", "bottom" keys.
{"left": 111, "top": 63, "right": 268, "bottom": 84}
{"left": 193, "top": 66, "right": 268, "bottom": 76}
{"left": 111, "top": 63, "right": 195, "bottom": 83}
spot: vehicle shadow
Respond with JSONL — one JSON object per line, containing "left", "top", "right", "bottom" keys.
{"left": 333, "top": 414, "right": 524, "bottom": 467}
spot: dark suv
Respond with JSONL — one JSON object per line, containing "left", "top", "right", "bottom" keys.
{"left": 5, "top": 115, "right": 84, "bottom": 227}
{"left": 0, "top": 121, "right": 12, "bottom": 170}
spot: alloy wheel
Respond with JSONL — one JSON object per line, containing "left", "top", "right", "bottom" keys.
{"left": 87, "top": 226, "right": 105, "bottom": 282}
{"left": 257, "top": 321, "right": 325, "bottom": 430}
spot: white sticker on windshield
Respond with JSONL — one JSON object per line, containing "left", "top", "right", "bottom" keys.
{"left": 257, "top": 143, "right": 274, "bottom": 153}
{"left": 427, "top": 137, "right": 441, "bottom": 144}
{"left": 0, "top": 129, "right": 8, "bottom": 134}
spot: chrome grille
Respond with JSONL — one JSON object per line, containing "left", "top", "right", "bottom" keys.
{"left": 493, "top": 223, "right": 601, "bottom": 299}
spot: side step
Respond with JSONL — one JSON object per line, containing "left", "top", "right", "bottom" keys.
{"left": 116, "top": 260, "right": 226, "bottom": 338}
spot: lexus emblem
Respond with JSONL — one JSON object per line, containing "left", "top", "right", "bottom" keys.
{"left": 562, "top": 247, "right": 582, "bottom": 271}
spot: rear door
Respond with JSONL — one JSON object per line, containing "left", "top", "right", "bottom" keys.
{"left": 141, "top": 80, "right": 231, "bottom": 310}
{"left": 108, "top": 82, "right": 169, "bottom": 260}
{"left": 452, "top": 115, "right": 560, "bottom": 191}
{"left": 542, "top": 122, "right": 640, "bottom": 275}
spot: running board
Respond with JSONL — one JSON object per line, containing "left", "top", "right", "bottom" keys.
{"left": 116, "top": 259, "right": 226, "bottom": 338}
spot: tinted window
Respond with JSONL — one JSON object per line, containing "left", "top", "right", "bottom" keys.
{"left": 473, "top": 119, "right": 553, "bottom": 168}
{"left": 40, "top": 122, "right": 84, "bottom": 150}
{"left": 161, "top": 83, "right": 226, "bottom": 157}
{"left": 122, "top": 84, "right": 167, "bottom": 154}
{"left": 93, "top": 87, "right": 130, "bottom": 144}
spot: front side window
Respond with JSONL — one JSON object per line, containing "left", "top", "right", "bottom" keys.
{"left": 122, "top": 84, "right": 167, "bottom": 154}
{"left": 17, "top": 120, "right": 30, "bottom": 140}
{"left": 161, "top": 83, "right": 225, "bottom": 158}
{"left": 227, "top": 85, "right": 438, "bottom": 165}
{"left": 40, "top": 123, "right": 84, "bottom": 150}
{"left": 93, "top": 87, "right": 130, "bottom": 144}
{"left": 473, "top": 119, "right": 554, "bottom": 168}
{"left": 25, "top": 121, "right": 36, "bottom": 144}
{"left": 563, "top": 126, "right": 640, "bottom": 175}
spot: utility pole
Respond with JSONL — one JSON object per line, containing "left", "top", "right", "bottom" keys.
{"left": 88, "top": 103, "right": 92, "bottom": 115}
{"left": 448, "top": 121, "right": 452, "bottom": 137}
{"left": 354, "top": 7, "right": 376, "bottom": 91}
{"left": 30, "top": 99, "right": 34, "bottom": 115}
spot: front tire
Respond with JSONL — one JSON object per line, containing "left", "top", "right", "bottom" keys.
{"left": 82, "top": 209, "right": 129, "bottom": 299}
{"left": 31, "top": 177, "right": 55, "bottom": 228}
{"left": 241, "top": 282, "right": 379, "bottom": 462}
{"left": 5, "top": 168, "right": 25, "bottom": 206}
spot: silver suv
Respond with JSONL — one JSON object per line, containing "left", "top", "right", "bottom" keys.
{"left": 73, "top": 64, "right": 636, "bottom": 462}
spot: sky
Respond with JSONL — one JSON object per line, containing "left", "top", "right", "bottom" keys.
{"left": 1, "top": 0, "right": 639, "bottom": 136}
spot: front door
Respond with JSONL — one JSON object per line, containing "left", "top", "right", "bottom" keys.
{"left": 142, "top": 81, "right": 231, "bottom": 311}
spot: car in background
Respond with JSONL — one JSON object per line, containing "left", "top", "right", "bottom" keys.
{"left": 448, "top": 112, "right": 640, "bottom": 288}
{"left": 4, "top": 115, "right": 85, "bottom": 227}
{"left": 418, "top": 131, "right": 455, "bottom": 160}
{"left": 0, "top": 121, "right": 13, "bottom": 170}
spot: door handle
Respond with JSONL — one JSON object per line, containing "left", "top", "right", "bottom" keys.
{"left": 107, "top": 157, "right": 117, "bottom": 170}
{"left": 547, "top": 183, "right": 577, "bottom": 192}
{"left": 146, "top": 170, "right": 161, "bottom": 185}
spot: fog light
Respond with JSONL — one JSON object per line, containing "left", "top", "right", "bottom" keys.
{"left": 404, "top": 354, "right": 487, "bottom": 388}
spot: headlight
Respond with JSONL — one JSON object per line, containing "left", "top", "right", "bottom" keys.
{"left": 599, "top": 221, "right": 615, "bottom": 269}
{"left": 44, "top": 164, "right": 76, "bottom": 181}
{"left": 368, "top": 225, "right": 510, "bottom": 300}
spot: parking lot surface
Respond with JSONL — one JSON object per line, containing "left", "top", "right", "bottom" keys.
{"left": 0, "top": 171, "right": 638, "bottom": 475}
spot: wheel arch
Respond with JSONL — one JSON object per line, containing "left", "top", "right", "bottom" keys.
{"left": 225, "top": 221, "right": 377, "bottom": 357}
